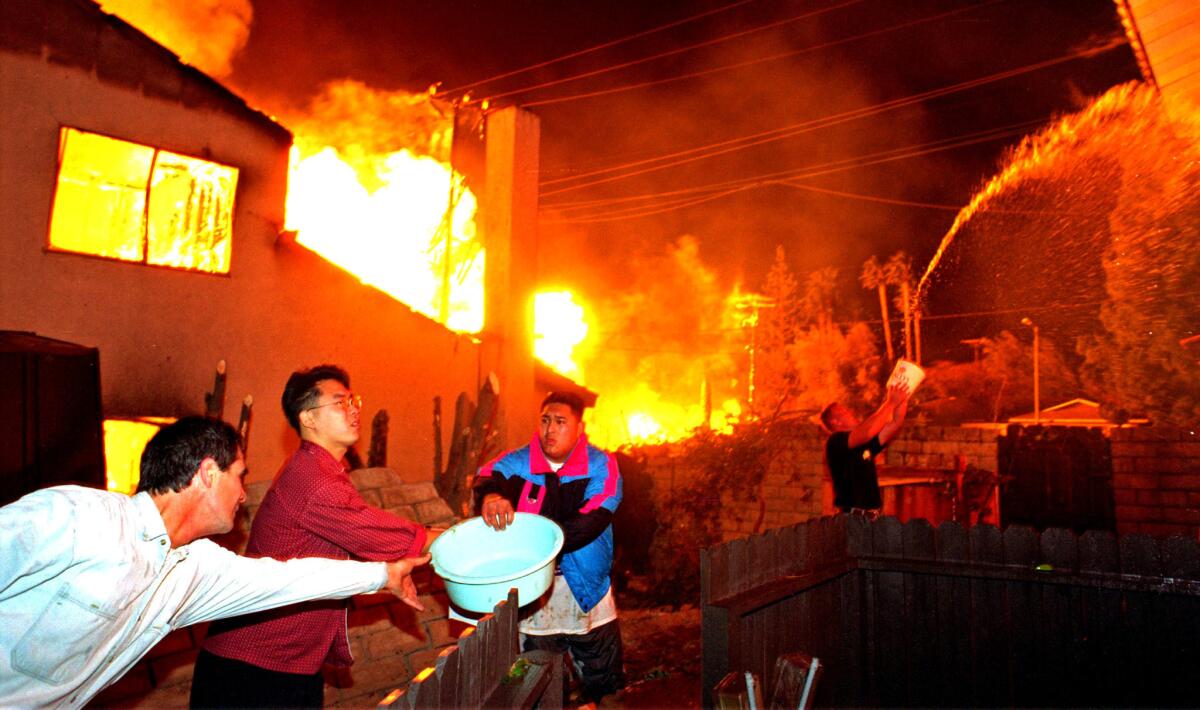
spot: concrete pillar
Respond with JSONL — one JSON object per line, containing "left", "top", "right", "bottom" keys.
{"left": 481, "top": 107, "right": 540, "bottom": 450}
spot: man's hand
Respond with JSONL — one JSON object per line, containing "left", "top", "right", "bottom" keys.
{"left": 384, "top": 554, "right": 431, "bottom": 610}
{"left": 885, "top": 381, "right": 911, "bottom": 406}
{"left": 481, "top": 493, "right": 515, "bottom": 530}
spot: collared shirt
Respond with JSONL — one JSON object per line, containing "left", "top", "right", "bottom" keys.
{"left": 0, "top": 486, "right": 387, "bottom": 708}
{"left": 202, "top": 441, "right": 426, "bottom": 674}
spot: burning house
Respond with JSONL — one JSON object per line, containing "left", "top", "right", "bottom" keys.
{"left": 0, "top": 0, "right": 556, "bottom": 497}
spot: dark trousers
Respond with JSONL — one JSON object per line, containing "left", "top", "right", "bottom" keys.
{"left": 523, "top": 618, "right": 625, "bottom": 701}
{"left": 189, "top": 648, "right": 325, "bottom": 709}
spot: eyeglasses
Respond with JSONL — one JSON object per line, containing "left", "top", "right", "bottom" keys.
{"left": 306, "top": 393, "right": 363, "bottom": 413}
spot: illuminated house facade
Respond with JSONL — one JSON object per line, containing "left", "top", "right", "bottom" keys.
{"left": 0, "top": 0, "right": 542, "bottom": 487}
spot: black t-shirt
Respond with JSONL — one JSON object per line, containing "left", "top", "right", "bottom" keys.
{"left": 825, "top": 430, "right": 885, "bottom": 510}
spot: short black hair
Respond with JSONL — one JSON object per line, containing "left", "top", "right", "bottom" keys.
{"left": 819, "top": 402, "right": 846, "bottom": 432}
{"left": 282, "top": 364, "right": 350, "bottom": 433}
{"left": 541, "top": 391, "right": 585, "bottom": 419}
{"left": 137, "top": 416, "right": 241, "bottom": 495}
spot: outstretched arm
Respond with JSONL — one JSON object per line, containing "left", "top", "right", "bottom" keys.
{"left": 878, "top": 391, "right": 909, "bottom": 445}
{"left": 847, "top": 382, "right": 911, "bottom": 448}
{"left": 384, "top": 554, "right": 433, "bottom": 610}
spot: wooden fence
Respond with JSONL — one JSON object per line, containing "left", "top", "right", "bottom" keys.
{"left": 379, "top": 590, "right": 562, "bottom": 709}
{"left": 701, "top": 515, "right": 1200, "bottom": 708}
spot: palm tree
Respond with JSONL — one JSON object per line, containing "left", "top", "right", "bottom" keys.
{"left": 885, "top": 252, "right": 915, "bottom": 362}
{"left": 860, "top": 256, "right": 895, "bottom": 362}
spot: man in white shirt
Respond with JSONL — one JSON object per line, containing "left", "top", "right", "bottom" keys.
{"left": 0, "top": 416, "right": 429, "bottom": 708}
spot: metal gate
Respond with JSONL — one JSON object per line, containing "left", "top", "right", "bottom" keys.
{"left": 999, "top": 425, "right": 1115, "bottom": 533}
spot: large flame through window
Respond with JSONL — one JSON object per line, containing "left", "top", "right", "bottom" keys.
{"left": 285, "top": 142, "right": 483, "bottom": 332}
{"left": 281, "top": 82, "right": 484, "bottom": 333}
{"left": 49, "top": 127, "right": 238, "bottom": 274}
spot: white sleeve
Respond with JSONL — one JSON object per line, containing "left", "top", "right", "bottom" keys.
{"left": 171, "top": 540, "right": 388, "bottom": 627}
{"left": 0, "top": 491, "right": 74, "bottom": 600}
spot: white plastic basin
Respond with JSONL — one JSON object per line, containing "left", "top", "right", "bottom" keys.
{"left": 430, "top": 512, "right": 564, "bottom": 613}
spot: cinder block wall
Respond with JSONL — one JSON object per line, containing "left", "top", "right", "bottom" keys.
{"left": 93, "top": 469, "right": 460, "bottom": 708}
{"left": 883, "top": 425, "right": 1000, "bottom": 472}
{"left": 1111, "top": 427, "right": 1200, "bottom": 538}
{"left": 719, "top": 423, "right": 827, "bottom": 539}
{"left": 636, "top": 421, "right": 1003, "bottom": 541}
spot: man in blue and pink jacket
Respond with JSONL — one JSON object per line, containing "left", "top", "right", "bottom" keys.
{"left": 474, "top": 391, "right": 625, "bottom": 702}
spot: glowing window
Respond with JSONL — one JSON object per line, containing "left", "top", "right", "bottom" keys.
{"left": 48, "top": 127, "right": 239, "bottom": 274}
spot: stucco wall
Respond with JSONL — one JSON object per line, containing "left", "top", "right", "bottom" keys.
{"left": 0, "top": 12, "right": 485, "bottom": 485}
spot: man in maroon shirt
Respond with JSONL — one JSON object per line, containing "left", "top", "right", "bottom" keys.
{"left": 191, "top": 365, "right": 433, "bottom": 708}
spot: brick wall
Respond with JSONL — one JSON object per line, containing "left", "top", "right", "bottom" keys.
{"left": 94, "top": 469, "right": 460, "bottom": 709}
{"left": 635, "top": 421, "right": 1001, "bottom": 541}
{"left": 1110, "top": 427, "right": 1200, "bottom": 538}
{"left": 718, "top": 422, "right": 827, "bottom": 539}
{"left": 637, "top": 421, "right": 1199, "bottom": 544}
{"left": 883, "top": 424, "right": 1000, "bottom": 472}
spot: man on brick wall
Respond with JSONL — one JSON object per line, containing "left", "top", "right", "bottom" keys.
{"left": 820, "top": 381, "right": 911, "bottom": 518}
{"left": 192, "top": 365, "right": 438, "bottom": 709}
{"left": 474, "top": 391, "right": 625, "bottom": 705}
{"left": 0, "top": 416, "right": 429, "bottom": 708}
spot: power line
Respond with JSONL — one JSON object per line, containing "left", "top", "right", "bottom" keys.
{"left": 541, "top": 185, "right": 759, "bottom": 224}
{"left": 539, "top": 44, "right": 1121, "bottom": 196}
{"left": 523, "top": 0, "right": 1003, "bottom": 109}
{"left": 779, "top": 180, "right": 1096, "bottom": 216}
{"left": 467, "top": 0, "right": 865, "bottom": 105}
{"left": 543, "top": 118, "right": 1045, "bottom": 211}
{"left": 440, "top": 0, "right": 758, "bottom": 97}
{"left": 542, "top": 120, "right": 1047, "bottom": 223}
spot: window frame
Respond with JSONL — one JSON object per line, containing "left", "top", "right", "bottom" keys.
{"left": 45, "top": 125, "right": 240, "bottom": 276}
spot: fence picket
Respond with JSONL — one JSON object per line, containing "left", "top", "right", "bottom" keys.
{"left": 872, "top": 517, "right": 905, "bottom": 704}
{"left": 1041, "top": 527, "right": 1078, "bottom": 572}
{"left": 1119, "top": 533, "right": 1162, "bottom": 576}
{"left": 1077, "top": 529, "right": 1121, "bottom": 705}
{"left": 434, "top": 645, "right": 459, "bottom": 710}
{"left": 902, "top": 519, "right": 937, "bottom": 704}
{"left": 456, "top": 625, "right": 482, "bottom": 707}
{"left": 934, "top": 521, "right": 971, "bottom": 707}
{"left": 1078, "top": 529, "right": 1118, "bottom": 573}
{"left": 1161, "top": 535, "right": 1200, "bottom": 580}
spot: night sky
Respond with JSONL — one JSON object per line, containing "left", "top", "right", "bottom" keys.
{"left": 229, "top": 0, "right": 1141, "bottom": 359}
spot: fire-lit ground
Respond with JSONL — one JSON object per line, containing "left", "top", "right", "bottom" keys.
{"left": 615, "top": 603, "right": 702, "bottom": 709}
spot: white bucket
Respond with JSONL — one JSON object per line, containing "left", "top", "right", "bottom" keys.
{"left": 887, "top": 358, "right": 926, "bottom": 395}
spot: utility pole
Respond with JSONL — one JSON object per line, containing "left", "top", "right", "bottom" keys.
{"left": 1021, "top": 317, "right": 1040, "bottom": 423}
{"left": 733, "top": 293, "right": 777, "bottom": 411}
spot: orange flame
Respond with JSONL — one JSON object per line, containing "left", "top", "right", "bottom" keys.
{"left": 285, "top": 140, "right": 483, "bottom": 332}
{"left": 533, "top": 291, "right": 589, "bottom": 378}
{"left": 96, "top": 0, "right": 252, "bottom": 79}
{"left": 587, "top": 388, "right": 742, "bottom": 447}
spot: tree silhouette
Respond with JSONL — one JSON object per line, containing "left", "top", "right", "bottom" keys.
{"left": 860, "top": 255, "right": 895, "bottom": 362}
{"left": 885, "top": 252, "right": 915, "bottom": 361}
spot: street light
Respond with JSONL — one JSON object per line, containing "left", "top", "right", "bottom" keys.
{"left": 1021, "top": 317, "right": 1040, "bottom": 423}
